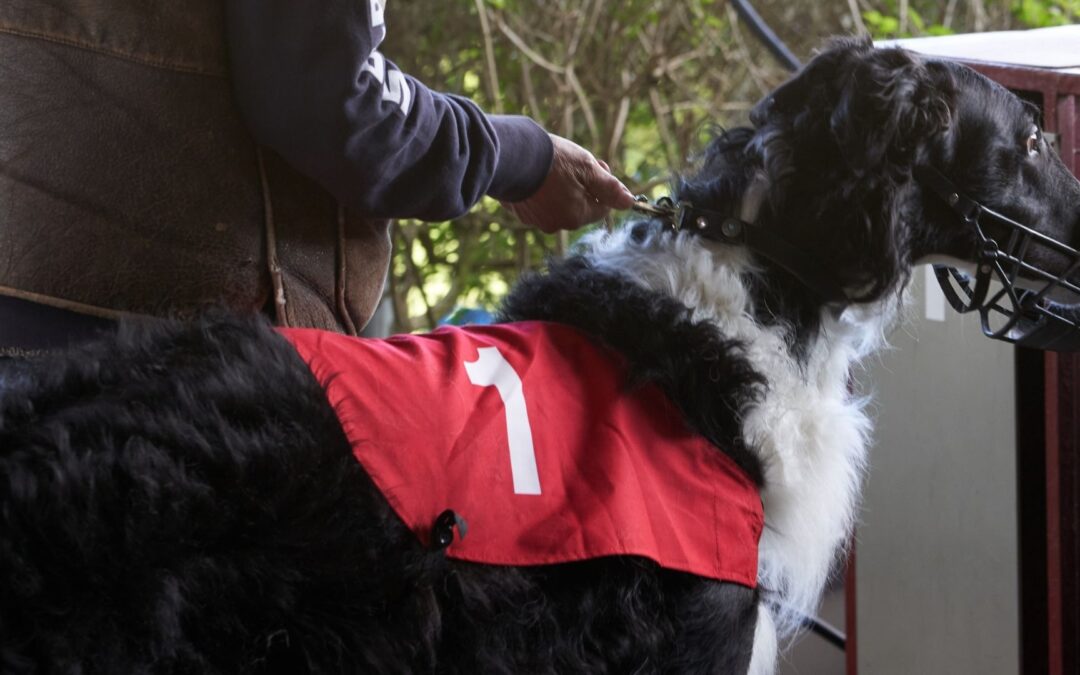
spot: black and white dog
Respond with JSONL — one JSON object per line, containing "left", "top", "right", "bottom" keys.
{"left": 3, "top": 39, "right": 1080, "bottom": 674}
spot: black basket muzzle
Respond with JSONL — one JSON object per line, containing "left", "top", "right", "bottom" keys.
{"left": 917, "top": 166, "right": 1080, "bottom": 352}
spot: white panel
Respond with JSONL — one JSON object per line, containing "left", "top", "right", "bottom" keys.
{"left": 924, "top": 265, "right": 947, "bottom": 322}
{"left": 857, "top": 270, "right": 1018, "bottom": 675}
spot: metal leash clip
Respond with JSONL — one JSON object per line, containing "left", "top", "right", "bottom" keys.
{"left": 630, "top": 195, "right": 681, "bottom": 231}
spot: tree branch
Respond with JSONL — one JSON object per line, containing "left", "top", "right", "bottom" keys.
{"left": 496, "top": 16, "right": 566, "bottom": 74}
{"left": 395, "top": 225, "right": 437, "bottom": 329}
{"left": 474, "top": 0, "right": 503, "bottom": 113}
{"left": 566, "top": 66, "right": 599, "bottom": 148}
{"left": 649, "top": 87, "right": 680, "bottom": 171}
{"left": 521, "top": 59, "right": 544, "bottom": 125}
{"left": 606, "top": 69, "right": 632, "bottom": 164}
{"left": 846, "top": 0, "right": 869, "bottom": 35}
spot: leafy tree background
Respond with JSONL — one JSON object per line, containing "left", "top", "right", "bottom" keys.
{"left": 375, "top": 0, "right": 1077, "bottom": 334}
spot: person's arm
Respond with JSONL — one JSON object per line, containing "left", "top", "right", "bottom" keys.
{"left": 226, "top": 0, "right": 553, "bottom": 221}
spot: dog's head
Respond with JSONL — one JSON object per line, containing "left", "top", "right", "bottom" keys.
{"left": 680, "top": 38, "right": 1080, "bottom": 345}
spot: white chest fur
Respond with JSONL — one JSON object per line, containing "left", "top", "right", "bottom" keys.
{"left": 583, "top": 226, "right": 897, "bottom": 673}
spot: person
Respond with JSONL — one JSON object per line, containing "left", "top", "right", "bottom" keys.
{"left": 0, "top": 0, "right": 633, "bottom": 356}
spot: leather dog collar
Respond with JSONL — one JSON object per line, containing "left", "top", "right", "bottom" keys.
{"left": 632, "top": 195, "right": 850, "bottom": 307}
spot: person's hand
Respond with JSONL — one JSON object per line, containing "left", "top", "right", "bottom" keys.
{"left": 501, "top": 134, "right": 636, "bottom": 233}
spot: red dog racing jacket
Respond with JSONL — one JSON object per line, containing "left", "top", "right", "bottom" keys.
{"left": 280, "top": 322, "right": 763, "bottom": 588}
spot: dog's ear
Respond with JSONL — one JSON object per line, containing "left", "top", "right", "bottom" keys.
{"left": 749, "top": 37, "right": 873, "bottom": 128}
{"left": 829, "top": 47, "right": 955, "bottom": 170}
{"left": 744, "top": 40, "right": 959, "bottom": 304}
{"left": 751, "top": 39, "right": 954, "bottom": 173}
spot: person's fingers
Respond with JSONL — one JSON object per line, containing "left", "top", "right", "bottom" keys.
{"left": 577, "top": 202, "right": 610, "bottom": 226}
{"left": 509, "top": 195, "right": 605, "bottom": 233}
{"left": 585, "top": 165, "right": 636, "bottom": 210}
{"left": 501, "top": 134, "right": 637, "bottom": 232}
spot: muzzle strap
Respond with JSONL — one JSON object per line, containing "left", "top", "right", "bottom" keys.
{"left": 915, "top": 165, "right": 1080, "bottom": 351}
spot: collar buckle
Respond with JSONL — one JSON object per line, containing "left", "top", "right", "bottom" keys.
{"left": 631, "top": 195, "right": 682, "bottom": 231}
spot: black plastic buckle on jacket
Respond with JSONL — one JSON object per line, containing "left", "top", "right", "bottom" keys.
{"left": 631, "top": 195, "right": 849, "bottom": 308}
{"left": 915, "top": 165, "right": 1080, "bottom": 352}
{"left": 431, "top": 509, "right": 468, "bottom": 551}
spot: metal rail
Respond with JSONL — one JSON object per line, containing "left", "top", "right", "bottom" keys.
{"left": 729, "top": 0, "right": 801, "bottom": 72}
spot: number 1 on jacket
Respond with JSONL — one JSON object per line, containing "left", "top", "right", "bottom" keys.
{"left": 464, "top": 347, "right": 542, "bottom": 495}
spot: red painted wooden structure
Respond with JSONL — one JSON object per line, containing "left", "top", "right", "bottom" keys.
{"left": 966, "top": 57, "right": 1080, "bottom": 675}
{"left": 861, "top": 28, "right": 1080, "bottom": 675}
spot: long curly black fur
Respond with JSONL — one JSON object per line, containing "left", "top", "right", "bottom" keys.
{"left": 677, "top": 38, "right": 957, "bottom": 347}
{"left": 1, "top": 317, "right": 441, "bottom": 673}
{"left": 0, "top": 311, "right": 760, "bottom": 674}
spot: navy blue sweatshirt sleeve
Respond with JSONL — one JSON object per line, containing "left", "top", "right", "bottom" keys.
{"left": 226, "top": 0, "right": 554, "bottom": 221}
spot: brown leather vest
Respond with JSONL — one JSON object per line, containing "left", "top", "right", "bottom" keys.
{"left": 0, "top": 0, "right": 390, "bottom": 333}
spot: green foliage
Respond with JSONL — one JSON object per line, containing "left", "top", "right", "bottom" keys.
{"left": 1012, "top": 0, "right": 1080, "bottom": 26}
{"left": 862, "top": 1, "right": 958, "bottom": 39}
{"left": 380, "top": 0, "right": 1046, "bottom": 333}
{"left": 863, "top": 10, "right": 902, "bottom": 37}
{"left": 383, "top": 0, "right": 773, "bottom": 331}
{"left": 858, "top": 0, "right": 1069, "bottom": 39}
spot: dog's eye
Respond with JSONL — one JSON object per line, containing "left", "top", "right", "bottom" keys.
{"left": 1026, "top": 129, "right": 1041, "bottom": 157}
